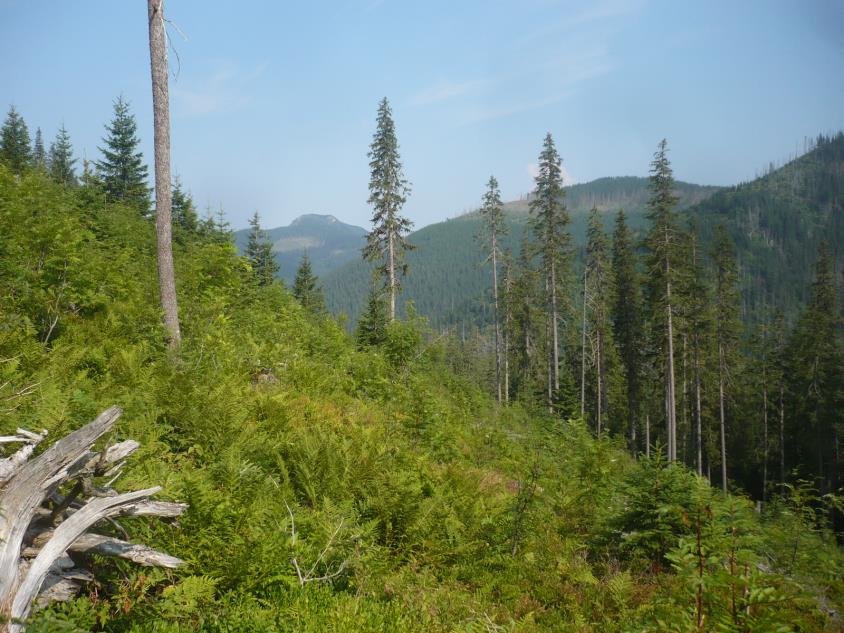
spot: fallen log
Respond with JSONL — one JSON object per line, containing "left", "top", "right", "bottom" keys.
{"left": 0, "top": 407, "right": 186, "bottom": 632}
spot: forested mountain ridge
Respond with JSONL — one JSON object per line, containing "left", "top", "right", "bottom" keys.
{"left": 324, "top": 177, "right": 718, "bottom": 328}
{"left": 233, "top": 213, "right": 366, "bottom": 284}
{"left": 324, "top": 136, "right": 844, "bottom": 330}
{"left": 687, "top": 132, "right": 844, "bottom": 322}
{"left": 2, "top": 163, "right": 842, "bottom": 631}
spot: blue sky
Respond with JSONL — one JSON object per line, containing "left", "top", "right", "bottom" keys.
{"left": 3, "top": 0, "right": 843, "bottom": 230}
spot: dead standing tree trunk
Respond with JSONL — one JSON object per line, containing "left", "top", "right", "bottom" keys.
{"left": 148, "top": 0, "right": 181, "bottom": 349}
{"left": 0, "top": 407, "right": 185, "bottom": 632}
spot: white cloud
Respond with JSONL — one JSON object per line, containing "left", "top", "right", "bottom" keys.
{"left": 526, "top": 161, "right": 575, "bottom": 185}
{"left": 173, "top": 60, "right": 267, "bottom": 116}
{"left": 464, "top": 91, "right": 573, "bottom": 124}
{"left": 408, "top": 79, "right": 488, "bottom": 107}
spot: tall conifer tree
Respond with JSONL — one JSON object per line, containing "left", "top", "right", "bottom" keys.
{"left": 612, "top": 210, "right": 644, "bottom": 450}
{"left": 363, "top": 97, "right": 413, "bottom": 322}
{"left": 96, "top": 96, "right": 150, "bottom": 214}
{"left": 584, "top": 207, "right": 617, "bottom": 434}
{"left": 0, "top": 105, "right": 32, "bottom": 174}
{"left": 32, "top": 127, "right": 46, "bottom": 170}
{"left": 644, "top": 139, "right": 681, "bottom": 461}
{"left": 528, "top": 133, "right": 571, "bottom": 412}
{"left": 786, "top": 242, "right": 844, "bottom": 494}
{"left": 712, "top": 225, "right": 741, "bottom": 492}
{"left": 477, "top": 175, "right": 508, "bottom": 403}
{"left": 684, "top": 220, "right": 713, "bottom": 476}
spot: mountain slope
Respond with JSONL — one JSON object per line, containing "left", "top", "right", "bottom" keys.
{"left": 234, "top": 213, "right": 366, "bottom": 284}
{"left": 323, "top": 177, "right": 719, "bottom": 328}
{"left": 687, "top": 132, "right": 844, "bottom": 321}
{"left": 2, "top": 165, "right": 841, "bottom": 632}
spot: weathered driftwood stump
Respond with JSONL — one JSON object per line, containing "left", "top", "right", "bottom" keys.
{"left": 0, "top": 406, "right": 186, "bottom": 632}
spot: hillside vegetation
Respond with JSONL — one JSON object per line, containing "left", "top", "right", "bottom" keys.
{"left": 324, "top": 178, "right": 717, "bottom": 328}
{"left": 688, "top": 133, "right": 844, "bottom": 322}
{"left": 2, "top": 166, "right": 842, "bottom": 631}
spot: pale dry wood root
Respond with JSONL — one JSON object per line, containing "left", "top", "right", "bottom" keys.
{"left": 0, "top": 407, "right": 186, "bottom": 632}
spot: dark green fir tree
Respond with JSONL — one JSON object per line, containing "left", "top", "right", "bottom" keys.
{"left": 49, "top": 125, "right": 77, "bottom": 186}
{"left": 0, "top": 105, "right": 32, "bottom": 174}
{"left": 245, "top": 212, "right": 279, "bottom": 285}
{"left": 293, "top": 252, "right": 326, "bottom": 315}
{"left": 32, "top": 127, "right": 46, "bottom": 170}
{"left": 528, "top": 132, "right": 571, "bottom": 413}
{"left": 612, "top": 209, "right": 644, "bottom": 450}
{"left": 171, "top": 176, "right": 198, "bottom": 234}
{"left": 363, "top": 97, "right": 413, "bottom": 322}
{"left": 356, "top": 283, "right": 389, "bottom": 348}
{"left": 96, "top": 96, "right": 150, "bottom": 214}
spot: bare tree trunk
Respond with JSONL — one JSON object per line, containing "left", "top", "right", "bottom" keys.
{"left": 549, "top": 261, "right": 559, "bottom": 413}
{"left": 779, "top": 380, "right": 785, "bottom": 484}
{"left": 645, "top": 413, "right": 651, "bottom": 458}
{"left": 148, "top": 0, "right": 180, "bottom": 349}
{"left": 695, "top": 337, "right": 703, "bottom": 476}
{"left": 491, "top": 232, "right": 501, "bottom": 404}
{"left": 596, "top": 328, "right": 602, "bottom": 435}
{"left": 681, "top": 334, "right": 688, "bottom": 464}
{"left": 762, "top": 358, "right": 769, "bottom": 502}
{"left": 580, "top": 268, "right": 587, "bottom": 419}
{"left": 388, "top": 229, "right": 396, "bottom": 321}
{"left": 665, "top": 248, "right": 677, "bottom": 461}
{"left": 719, "top": 342, "right": 728, "bottom": 493}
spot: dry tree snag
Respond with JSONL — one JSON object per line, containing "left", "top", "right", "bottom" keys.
{"left": 0, "top": 406, "right": 186, "bottom": 632}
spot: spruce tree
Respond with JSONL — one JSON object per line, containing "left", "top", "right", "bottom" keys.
{"left": 612, "top": 209, "right": 644, "bottom": 450}
{"left": 96, "top": 96, "right": 150, "bottom": 214}
{"left": 528, "top": 132, "right": 571, "bottom": 412}
{"left": 356, "top": 284, "right": 389, "bottom": 347}
{"left": 684, "top": 220, "right": 713, "bottom": 476}
{"left": 711, "top": 225, "right": 741, "bottom": 492}
{"left": 644, "top": 139, "right": 681, "bottom": 461}
{"left": 245, "top": 212, "right": 279, "bottom": 286}
{"left": 363, "top": 97, "right": 413, "bottom": 322}
{"left": 32, "top": 127, "right": 46, "bottom": 170}
{"left": 293, "top": 252, "right": 326, "bottom": 314}
{"left": 48, "top": 125, "right": 77, "bottom": 186}
{"left": 0, "top": 105, "right": 32, "bottom": 174}
{"left": 171, "top": 177, "right": 198, "bottom": 234}
{"left": 477, "top": 175, "right": 508, "bottom": 403}
{"left": 584, "top": 207, "right": 619, "bottom": 435}
{"left": 786, "top": 242, "right": 844, "bottom": 494}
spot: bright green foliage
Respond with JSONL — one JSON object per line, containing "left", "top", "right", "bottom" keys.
{"left": 95, "top": 96, "right": 150, "bottom": 214}
{"left": 49, "top": 124, "right": 78, "bottom": 186}
{"left": 293, "top": 252, "right": 326, "bottom": 315}
{"left": 0, "top": 105, "right": 32, "bottom": 173}
{"left": 171, "top": 177, "right": 199, "bottom": 236}
{"left": 363, "top": 97, "right": 413, "bottom": 320}
{"left": 32, "top": 126, "right": 47, "bottom": 169}
{"left": 245, "top": 211, "right": 279, "bottom": 285}
{"left": 1, "top": 164, "right": 841, "bottom": 632}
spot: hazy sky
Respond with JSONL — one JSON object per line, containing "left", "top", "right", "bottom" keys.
{"left": 3, "top": 0, "right": 843, "bottom": 230}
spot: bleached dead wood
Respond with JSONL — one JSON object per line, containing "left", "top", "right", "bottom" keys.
{"left": 0, "top": 406, "right": 186, "bottom": 632}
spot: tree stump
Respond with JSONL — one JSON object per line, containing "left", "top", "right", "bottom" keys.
{"left": 0, "top": 406, "right": 186, "bottom": 632}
